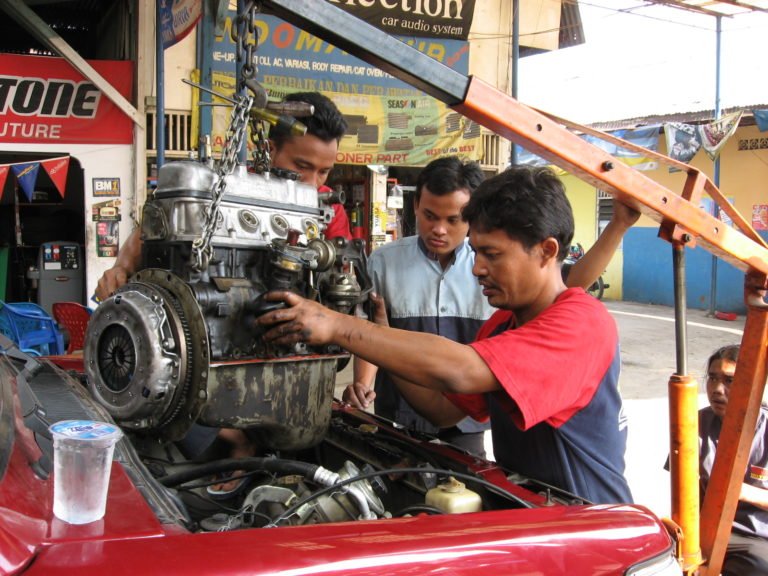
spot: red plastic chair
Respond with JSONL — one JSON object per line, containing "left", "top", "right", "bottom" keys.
{"left": 52, "top": 302, "right": 92, "bottom": 354}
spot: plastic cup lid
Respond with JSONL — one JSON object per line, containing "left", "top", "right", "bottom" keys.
{"left": 49, "top": 420, "right": 123, "bottom": 442}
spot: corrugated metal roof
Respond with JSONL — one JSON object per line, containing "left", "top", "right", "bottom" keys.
{"left": 588, "top": 106, "right": 768, "bottom": 131}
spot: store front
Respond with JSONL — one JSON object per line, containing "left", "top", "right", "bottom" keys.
{"left": 0, "top": 54, "right": 136, "bottom": 309}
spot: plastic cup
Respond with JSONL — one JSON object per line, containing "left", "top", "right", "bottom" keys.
{"left": 49, "top": 420, "right": 123, "bottom": 525}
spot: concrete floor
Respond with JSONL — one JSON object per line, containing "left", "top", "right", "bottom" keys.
{"left": 334, "top": 299, "right": 755, "bottom": 519}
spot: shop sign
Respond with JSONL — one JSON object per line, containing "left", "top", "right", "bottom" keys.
{"left": 160, "top": 0, "right": 202, "bottom": 49}
{"left": 93, "top": 177, "right": 121, "bottom": 197}
{"left": 0, "top": 54, "right": 133, "bottom": 145}
{"left": 198, "top": 13, "right": 482, "bottom": 166}
{"left": 326, "top": 0, "right": 476, "bottom": 40}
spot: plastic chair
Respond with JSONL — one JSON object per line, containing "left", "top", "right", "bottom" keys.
{"left": 0, "top": 300, "right": 65, "bottom": 356}
{"left": 52, "top": 302, "right": 93, "bottom": 354}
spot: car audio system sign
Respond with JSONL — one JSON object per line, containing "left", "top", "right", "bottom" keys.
{"left": 0, "top": 54, "right": 133, "bottom": 145}
{"left": 326, "top": 0, "right": 476, "bottom": 40}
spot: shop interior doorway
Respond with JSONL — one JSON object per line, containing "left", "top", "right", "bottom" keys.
{"left": 0, "top": 153, "right": 86, "bottom": 311}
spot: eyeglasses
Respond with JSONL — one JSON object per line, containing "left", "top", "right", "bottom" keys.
{"left": 707, "top": 373, "right": 735, "bottom": 387}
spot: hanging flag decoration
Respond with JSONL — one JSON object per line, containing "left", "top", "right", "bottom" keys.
{"left": 0, "top": 165, "right": 9, "bottom": 197}
{"left": 664, "top": 123, "right": 701, "bottom": 163}
{"left": 41, "top": 156, "right": 70, "bottom": 199}
{"left": 753, "top": 110, "right": 768, "bottom": 133}
{"left": 11, "top": 162, "right": 40, "bottom": 202}
{"left": 0, "top": 156, "right": 69, "bottom": 201}
{"left": 584, "top": 126, "right": 661, "bottom": 171}
{"left": 697, "top": 111, "right": 743, "bottom": 161}
{"left": 159, "top": 0, "right": 203, "bottom": 50}
{"left": 517, "top": 125, "right": 661, "bottom": 172}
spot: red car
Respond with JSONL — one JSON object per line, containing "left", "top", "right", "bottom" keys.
{"left": 1, "top": 341, "right": 680, "bottom": 575}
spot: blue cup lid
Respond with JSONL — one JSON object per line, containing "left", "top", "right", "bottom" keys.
{"left": 49, "top": 420, "right": 123, "bottom": 442}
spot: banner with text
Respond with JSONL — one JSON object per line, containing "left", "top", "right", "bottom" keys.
{"left": 196, "top": 12, "right": 481, "bottom": 166}
{"left": 326, "top": 0, "right": 476, "bottom": 40}
{"left": 160, "top": 0, "right": 203, "bottom": 49}
{"left": 0, "top": 55, "right": 133, "bottom": 145}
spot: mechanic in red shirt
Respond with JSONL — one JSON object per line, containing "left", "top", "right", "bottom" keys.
{"left": 95, "top": 91, "right": 351, "bottom": 301}
{"left": 258, "top": 166, "right": 633, "bottom": 504}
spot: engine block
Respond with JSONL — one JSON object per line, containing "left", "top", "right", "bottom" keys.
{"left": 85, "top": 162, "right": 370, "bottom": 449}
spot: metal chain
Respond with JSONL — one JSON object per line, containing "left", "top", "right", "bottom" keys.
{"left": 232, "top": 1, "right": 271, "bottom": 172}
{"left": 191, "top": 92, "right": 254, "bottom": 271}
{"left": 191, "top": 2, "right": 264, "bottom": 271}
{"left": 232, "top": 1, "right": 258, "bottom": 92}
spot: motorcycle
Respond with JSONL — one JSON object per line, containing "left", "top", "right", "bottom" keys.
{"left": 565, "top": 243, "right": 609, "bottom": 300}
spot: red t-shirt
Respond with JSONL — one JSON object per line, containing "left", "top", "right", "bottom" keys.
{"left": 325, "top": 203, "right": 352, "bottom": 240}
{"left": 448, "top": 288, "right": 618, "bottom": 430}
{"left": 318, "top": 186, "right": 352, "bottom": 240}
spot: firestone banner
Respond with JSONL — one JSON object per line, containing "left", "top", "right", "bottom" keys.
{"left": 325, "top": 0, "right": 476, "bottom": 40}
{"left": 196, "top": 12, "right": 482, "bottom": 166}
{"left": 0, "top": 55, "right": 133, "bottom": 144}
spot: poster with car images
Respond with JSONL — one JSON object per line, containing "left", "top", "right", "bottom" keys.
{"left": 92, "top": 199, "right": 121, "bottom": 257}
{"left": 193, "top": 11, "right": 483, "bottom": 166}
{"left": 754, "top": 204, "right": 768, "bottom": 231}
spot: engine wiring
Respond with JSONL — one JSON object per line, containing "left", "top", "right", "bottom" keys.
{"left": 266, "top": 465, "right": 535, "bottom": 528}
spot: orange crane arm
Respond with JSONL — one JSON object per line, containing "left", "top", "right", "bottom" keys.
{"left": 261, "top": 3, "right": 768, "bottom": 573}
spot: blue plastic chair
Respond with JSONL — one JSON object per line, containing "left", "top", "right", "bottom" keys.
{"left": 0, "top": 300, "right": 65, "bottom": 356}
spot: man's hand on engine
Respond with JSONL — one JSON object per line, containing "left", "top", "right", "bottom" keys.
{"left": 258, "top": 291, "right": 341, "bottom": 346}
{"left": 342, "top": 292, "right": 387, "bottom": 409}
{"left": 95, "top": 265, "right": 130, "bottom": 301}
{"left": 342, "top": 382, "right": 376, "bottom": 409}
{"left": 94, "top": 228, "right": 143, "bottom": 302}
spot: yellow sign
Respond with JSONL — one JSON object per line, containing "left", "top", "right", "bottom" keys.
{"left": 192, "top": 70, "right": 483, "bottom": 167}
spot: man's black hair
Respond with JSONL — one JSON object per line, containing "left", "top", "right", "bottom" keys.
{"left": 462, "top": 165, "right": 574, "bottom": 261}
{"left": 415, "top": 156, "right": 485, "bottom": 202}
{"left": 706, "top": 344, "right": 739, "bottom": 372}
{"left": 269, "top": 92, "right": 347, "bottom": 148}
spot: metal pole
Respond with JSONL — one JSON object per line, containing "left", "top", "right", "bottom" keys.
{"left": 155, "top": 0, "right": 165, "bottom": 169}
{"left": 509, "top": 0, "right": 519, "bottom": 166}
{"left": 673, "top": 244, "right": 688, "bottom": 375}
{"left": 668, "top": 242, "right": 703, "bottom": 572}
{"left": 236, "top": 0, "right": 248, "bottom": 165}
{"left": 198, "top": 2, "right": 213, "bottom": 142}
{"left": 708, "top": 15, "right": 722, "bottom": 315}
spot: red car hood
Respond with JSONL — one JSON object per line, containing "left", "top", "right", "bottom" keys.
{"left": 1, "top": 434, "right": 672, "bottom": 576}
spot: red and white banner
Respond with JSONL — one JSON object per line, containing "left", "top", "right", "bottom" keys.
{"left": 0, "top": 165, "right": 8, "bottom": 194}
{"left": 41, "top": 156, "right": 70, "bottom": 198}
{"left": 0, "top": 54, "right": 133, "bottom": 145}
